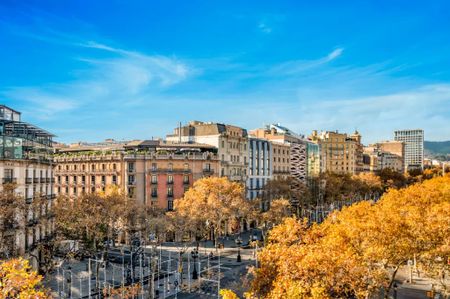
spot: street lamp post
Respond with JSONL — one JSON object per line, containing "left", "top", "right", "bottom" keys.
{"left": 191, "top": 248, "right": 199, "bottom": 279}
{"left": 235, "top": 236, "right": 242, "bottom": 262}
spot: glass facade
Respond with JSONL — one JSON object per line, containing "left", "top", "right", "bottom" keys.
{"left": 0, "top": 106, "right": 53, "bottom": 162}
{"left": 306, "top": 142, "right": 320, "bottom": 177}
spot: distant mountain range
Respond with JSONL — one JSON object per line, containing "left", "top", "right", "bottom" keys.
{"left": 425, "top": 141, "right": 450, "bottom": 160}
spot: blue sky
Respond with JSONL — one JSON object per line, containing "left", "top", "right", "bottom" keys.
{"left": 1, "top": 1, "right": 450, "bottom": 143}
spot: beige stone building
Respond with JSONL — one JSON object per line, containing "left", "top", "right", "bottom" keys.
{"left": 0, "top": 105, "right": 55, "bottom": 266}
{"left": 310, "top": 130, "right": 363, "bottom": 174}
{"left": 363, "top": 141, "right": 405, "bottom": 173}
{"left": 271, "top": 142, "right": 291, "bottom": 179}
{"left": 54, "top": 140, "right": 219, "bottom": 210}
{"left": 166, "top": 121, "right": 248, "bottom": 182}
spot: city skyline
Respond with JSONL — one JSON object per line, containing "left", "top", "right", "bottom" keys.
{"left": 1, "top": 1, "right": 450, "bottom": 143}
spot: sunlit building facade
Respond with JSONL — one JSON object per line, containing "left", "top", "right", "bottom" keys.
{"left": 0, "top": 105, "right": 55, "bottom": 265}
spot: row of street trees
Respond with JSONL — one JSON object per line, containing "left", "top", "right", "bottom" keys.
{"left": 54, "top": 186, "right": 167, "bottom": 254}
{"left": 248, "top": 175, "right": 450, "bottom": 298}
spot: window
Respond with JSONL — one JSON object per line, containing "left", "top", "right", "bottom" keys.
{"left": 112, "top": 175, "right": 117, "bottom": 184}
{"left": 73, "top": 176, "right": 77, "bottom": 184}
{"left": 82, "top": 175, "right": 86, "bottom": 183}
{"left": 128, "top": 175, "right": 135, "bottom": 184}
{"left": 101, "top": 175, "right": 106, "bottom": 185}
{"left": 183, "top": 175, "right": 189, "bottom": 183}
{"left": 168, "top": 163, "right": 173, "bottom": 171}
{"left": 184, "top": 163, "right": 189, "bottom": 171}
{"left": 91, "top": 175, "right": 95, "bottom": 184}
{"left": 151, "top": 187, "right": 158, "bottom": 198}
{"left": 91, "top": 187, "right": 96, "bottom": 193}
{"left": 113, "top": 163, "right": 117, "bottom": 170}
{"left": 168, "top": 200, "right": 174, "bottom": 211}
{"left": 58, "top": 176, "right": 61, "bottom": 183}
{"left": 151, "top": 175, "right": 157, "bottom": 184}
{"left": 82, "top": 165, "right": 86, "bottom": 171}
{"left": 65, "top": 176, "right": 69, "bottom": 183}
{"left": 152, "top": 163, "right": 157, "bottom": 171}
{"left": 74, "top": 165, "right": 77, "bottom": 171}
{"left": 73, "top": 187, "right": 77, "bottom": 194}
{"left": 167, "top": 186, "right": 173, "bottom": 197}
{"left": 91, "top": 164, "right": 95, "bottom": 171}
{"left": 128, "top": 162, "right": 135, "bottom": 172}
{"left": 102, "top": 164, "right": 106, "bottom": 170}
{"left": 167, "top": 175, "right": 173, "bottom": 184}
{"left": 204, "top": 163, "right": 211, "bottom": 171}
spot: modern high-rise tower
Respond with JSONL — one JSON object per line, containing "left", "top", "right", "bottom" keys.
{"left": 394, "top": 129, "right": 424, "bottom": 171}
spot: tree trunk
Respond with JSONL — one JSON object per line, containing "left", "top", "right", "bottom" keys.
{"left": 384, "top": 265, "right": 401, "bottom": 299}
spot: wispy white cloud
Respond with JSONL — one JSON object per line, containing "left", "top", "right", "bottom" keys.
{"left": 267, "top": 47, "right": 344, "bottom": 76}
{"left": 258, "top": 22, "right": 272, "bottom": 34}
{"left": 327, "top": 48, "right": 343, "bottom": 61}
{"left": 2, "top": 35, "right": 192, "bottom": 120}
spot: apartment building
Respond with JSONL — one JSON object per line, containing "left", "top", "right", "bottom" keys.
{"left": 166, "top": 121, "right": 248, "bottom": 183}
{"left": 250, "top": 124, "right": 321, "bottom": 181}
{"left": 310, "top": 130, "right": 363, "bottom": 175}
{"left": 54, "top": 140, "right": 219, "bottom": 210}
{"left": 271, "top": 142, "right": 291, "bottom": 179}
{"left": 363, "top": 141, "right": 405, "bottom": 173}
{"left": 0, "top": 105, "right": 55, "bottom": 265}
{"left": 247, "top": 138, "right": 272, "bottom": 200}
{"left": 394, "top": 129, "right": 424, "bottom": 171}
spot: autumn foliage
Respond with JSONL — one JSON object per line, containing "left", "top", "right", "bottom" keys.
{"left": 0, "top": 258, "right": 50, "bottom": 298}
{"left": 250, "top": 175, "right": 450, "bottom": 298}
{"left": 171, "top": 177, "right": 250, "bottom": 243}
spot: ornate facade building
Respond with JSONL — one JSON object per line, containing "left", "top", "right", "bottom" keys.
{"left": 310, "top": 130, "right": 363, "bottom": 175}
{"left": 54, "top": 140, "right": 219, "bottom": 210}
{"left": 166, "top": 121, "right": 248, "bottom": 183}
{"left": 0, "top": 105, "right": 55, "bottom": 266}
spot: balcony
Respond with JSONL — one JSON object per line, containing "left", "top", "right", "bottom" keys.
{"left": 2, "top": 178, "right": 17, "bottom": 184}
{"left": 39, "top": 178, "right": 46, "bottom": 184}
{"left": 128, "top": 181, "right": 136, "bottom": 186}
{"left": 149, "top": 168, "right": 191, "bottom": 174}
{"left": 167, "top": 180, "right": 174, "bottom": 185}
{"left": 26, "top": 178, "right": 33, "bottom": 184}
{"left": 203, "top": 169, "right": 214, "bottom": 175}
{"left": 151, "top": 193, "right": 158, "bottom": 198}
{"left": 26, "top": 197, "right": 33, "bottom": 204}
{"left": 51, "top": 178, "right": 55, "bottom": 183}
{"left": 33, "top": 178, "right": 39, "bottom": 184}
{"left": 46, "top": 178, "right": 51, "bottom": 184}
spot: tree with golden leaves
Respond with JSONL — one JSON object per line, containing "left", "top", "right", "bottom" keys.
{"left": 54, "top": 188, "right": 162, "bottom": 252}
{"left": 249, "top": 175, "right": 450, "bottom": 298}
{"left": 173, "top": 177, "right": 250, "bottom": 245}
{"left": 0, "top": 258, "right": 50, "bottom": 298}
{"left": 0, "top": 183, "right": 26, "bottom": 258}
